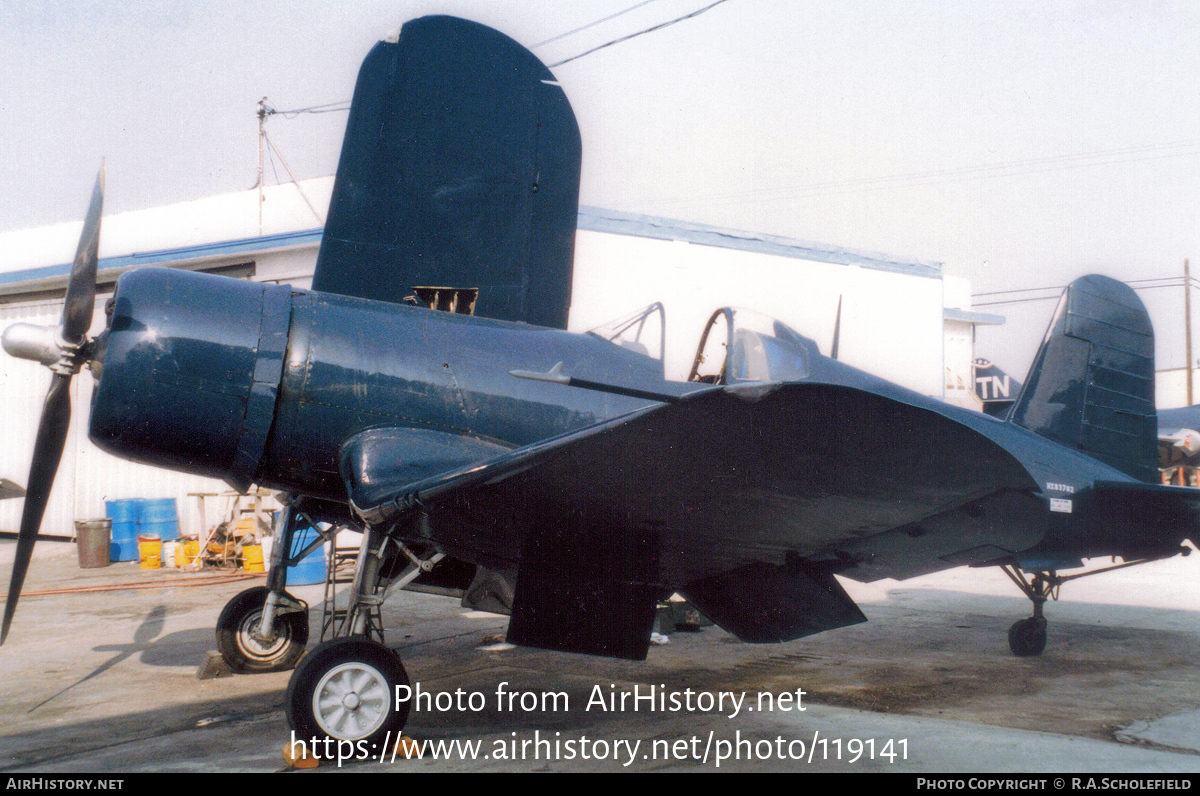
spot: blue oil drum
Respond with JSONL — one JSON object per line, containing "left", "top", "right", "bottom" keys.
{"left": 105, "top": 499, "right": 140, "bottom": 562}
{"left": 287, "top": 525, "right": 328, "bottom": 586}
{"left": 135, "top": 498, "right": 180, "bottom": 542}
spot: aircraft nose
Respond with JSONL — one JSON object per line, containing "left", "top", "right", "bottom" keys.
{"left": 2, "top": 322, "right": 63, "bottom": 367}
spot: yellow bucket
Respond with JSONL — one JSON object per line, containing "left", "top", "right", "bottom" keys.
{"left": 242, "top": 543, "right": 265, "bottom": 572}
{"left": 177, "top": 537, "right": 199, "bottom": 567}
{"left": 137, "top": 533, "right": 162, "bottom": 570}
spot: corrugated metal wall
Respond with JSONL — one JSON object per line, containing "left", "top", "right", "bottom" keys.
{"left": 0, "top": 296, "right": 233, "bottom": 537}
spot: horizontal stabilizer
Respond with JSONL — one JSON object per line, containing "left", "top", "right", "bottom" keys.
{"left": 1084, "top": 480, "right": 1200, "bottom": 554}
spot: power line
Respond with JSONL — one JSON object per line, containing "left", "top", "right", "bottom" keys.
{"left": 652, "top": 140, "right": 1199, "bottom": 208}
{"left": 974, "top": 280, "right": 1200, "bottom": 308}
{"left": 266, "top": 100, "right": 352, "bottom": 118}
{"left": 550, "top": 0, "right": 733, "bottom": 67}
{"left": 645, "top": 140, "right": 1200, "bottom": 212}
{"left": 533, "top": 0, "right": 661, "bottom": 48}
{"left": 261, "top": 128, "right": 326, "bottom": 224}
{"left": 264, "top": 2, "right": 731, "bottom": 119}
{"left": 974, "top": 276, "right": 1200, "bottom": 297}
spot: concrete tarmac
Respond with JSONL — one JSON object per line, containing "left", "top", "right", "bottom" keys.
{"left": 0, "top": 541, "right": 1197, "bottom": 773}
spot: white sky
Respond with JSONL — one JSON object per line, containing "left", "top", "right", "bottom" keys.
{"left": 1, "top": 0, "right": 1198, "bottom": 376}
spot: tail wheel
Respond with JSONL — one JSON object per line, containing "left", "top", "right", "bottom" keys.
{"left": 286, "top": 637, "right": 410, "bottom": 748}
{"left": 1007, "top": 617, "right": 1047, "bottom": 657}
{"left": 216, "top": 587, "right": 309, "bottom": 673}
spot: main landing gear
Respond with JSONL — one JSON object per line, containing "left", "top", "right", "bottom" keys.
{"left": 215, "top": 500, "right": 444, "bottom": 747}
{"left": 287, "top": 637, "right": 411, "bottom": 747}
{"left": 216, "top": 586, "right": 309, "bottom": 673}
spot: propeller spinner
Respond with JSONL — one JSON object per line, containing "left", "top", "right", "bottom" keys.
{"left": 0, "top": 165, "right": 104, "bottom": 644}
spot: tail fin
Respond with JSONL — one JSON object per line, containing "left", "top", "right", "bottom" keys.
{"left": 312, "top": 16, "right": 581, "bottom": 329}
{"left": 1009, "top": 274, "right": 1158, "bottom": 482}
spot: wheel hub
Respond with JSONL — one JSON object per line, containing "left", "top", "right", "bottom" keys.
{"left": 237, "top": 609, "right": 288, "bottom": 659}
{"left": 312, "top": 662, "right": 390, "bottom": 740}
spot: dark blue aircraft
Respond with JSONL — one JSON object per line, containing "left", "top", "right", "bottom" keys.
{"left": 3, "top": 16, "right": 1197, "bottom": 748}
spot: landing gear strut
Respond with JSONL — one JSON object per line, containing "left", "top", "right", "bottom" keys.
{"left": 266, "top": 502, "right": 443, "bottom": 747}
{"left": 214, "top": 501, "right": 329, "bottom": 674}
{"left": 1000, "top": 567, "right": 1058, "bottom": 657}
{"left": 215, "top": 498, "right": 446, "bottom": 745}
{"left": 999, "top": 548, "right": 1189, "bottom": 657}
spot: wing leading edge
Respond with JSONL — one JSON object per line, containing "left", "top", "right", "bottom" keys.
{"left": 343, "top": 383, "right": 1042, "bottom": 658}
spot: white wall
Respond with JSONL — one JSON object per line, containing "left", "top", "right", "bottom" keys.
{"left": 942, "top": 319, "right": 982, "bottom": 411}
{"left": 569, "top": 230, "right": 945, "bottom": 394}
{"left": 1157, "top": 368, "right": 1200, "bottom": 410}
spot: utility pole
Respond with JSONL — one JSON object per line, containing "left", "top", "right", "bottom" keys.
{"left": 257, "top": 97, "right": 271, "bottom": 235}
{"left": 1187, "top": 258, "right": 1194, "bottom": 405}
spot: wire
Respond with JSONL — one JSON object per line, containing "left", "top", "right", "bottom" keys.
{"left": 264, "top": 1, "right": 729, "bottom": 117}
{"left": 646, "top": 140, "right": 1200, "bottom": 212}
{"left": 975, "top": 281, "right": 1197, "bottom": 308}
{"left": 533, "top": 0, "right": 661, "bottom": 48}
{"left": 19, "top": 573, "right": 263, "bottom": 597}
{"left": 272, "top": 100, "right": 352, "bottom": 118}
{"left": 261, "top": 129, "right": 326, "bottom": 224}
{"left": 550, "top": 0, "right": 733, "bottom": 67}
{"left": 662, "top": 141, "right": 1198, "bottom": 207}
{"left": 974, "top": 276, "right": 1200, "bottom": 297}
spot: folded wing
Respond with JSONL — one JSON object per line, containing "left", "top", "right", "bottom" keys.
{"left": 346, "top": 383, "right": 1042, "bottom": 658}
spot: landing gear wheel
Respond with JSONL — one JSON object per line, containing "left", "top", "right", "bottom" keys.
{"left": 1007, "top": 617, "right": 1047, "bottom": 657}
{"left": 286, "top": 637, "right": 410, "bottom": 748}
{"left": 216, "top": 587, "right": 309, "bottom": 673}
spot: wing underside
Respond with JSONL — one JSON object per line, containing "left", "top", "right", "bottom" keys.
{"left": 346, "top": 383, "right": 1042, "bottom": 658}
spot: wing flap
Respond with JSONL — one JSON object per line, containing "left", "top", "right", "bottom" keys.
{"left": 680, "top": 561, "right": 866, "bottom": 643}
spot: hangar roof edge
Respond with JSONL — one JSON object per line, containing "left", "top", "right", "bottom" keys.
{"left": 0, "top": 208, "right": 943, "bottom": 288}
{"left": 577, "top": 206, "right": 943, "bottom": 280}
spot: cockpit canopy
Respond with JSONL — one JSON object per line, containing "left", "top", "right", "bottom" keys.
{"left": 589, "top": 304, "right": 818, "bottom": 385}
{"left": 689, "top": 307, "right": 815, "bottom": 384}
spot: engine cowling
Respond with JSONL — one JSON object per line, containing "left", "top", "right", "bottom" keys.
{"left": 89, "top": 267, "right": 291, "bottom": 491}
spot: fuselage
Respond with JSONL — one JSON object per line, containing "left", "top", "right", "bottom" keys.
{"left": 89, "top": 266, "right": 1182, "bottom": 578}
{"left": 90, "top": 267, "right": 686, "bottom": 498}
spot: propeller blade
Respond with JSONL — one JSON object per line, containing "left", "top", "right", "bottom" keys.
{"left": 61, "top": 163, "right": 105, "bottom": 344}
{"left": 2, "top": 164, "right": 104, "bottom": 645}
{"left": 1, "top": 375, "right": 72, "bottom": 644}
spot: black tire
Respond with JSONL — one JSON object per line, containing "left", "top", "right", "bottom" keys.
{"left": 286, "top": 637, "right": 411, "bottom": 749}
{"left": 216, "top": 587, "right": 309, "bottom": 673}
{"left": 1008, "top": 617, "right": 1047, "bottom": 657}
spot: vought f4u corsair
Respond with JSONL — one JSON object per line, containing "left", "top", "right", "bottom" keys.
{"left": 3, "top": 16, "right": 1197, "bottom": 747}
